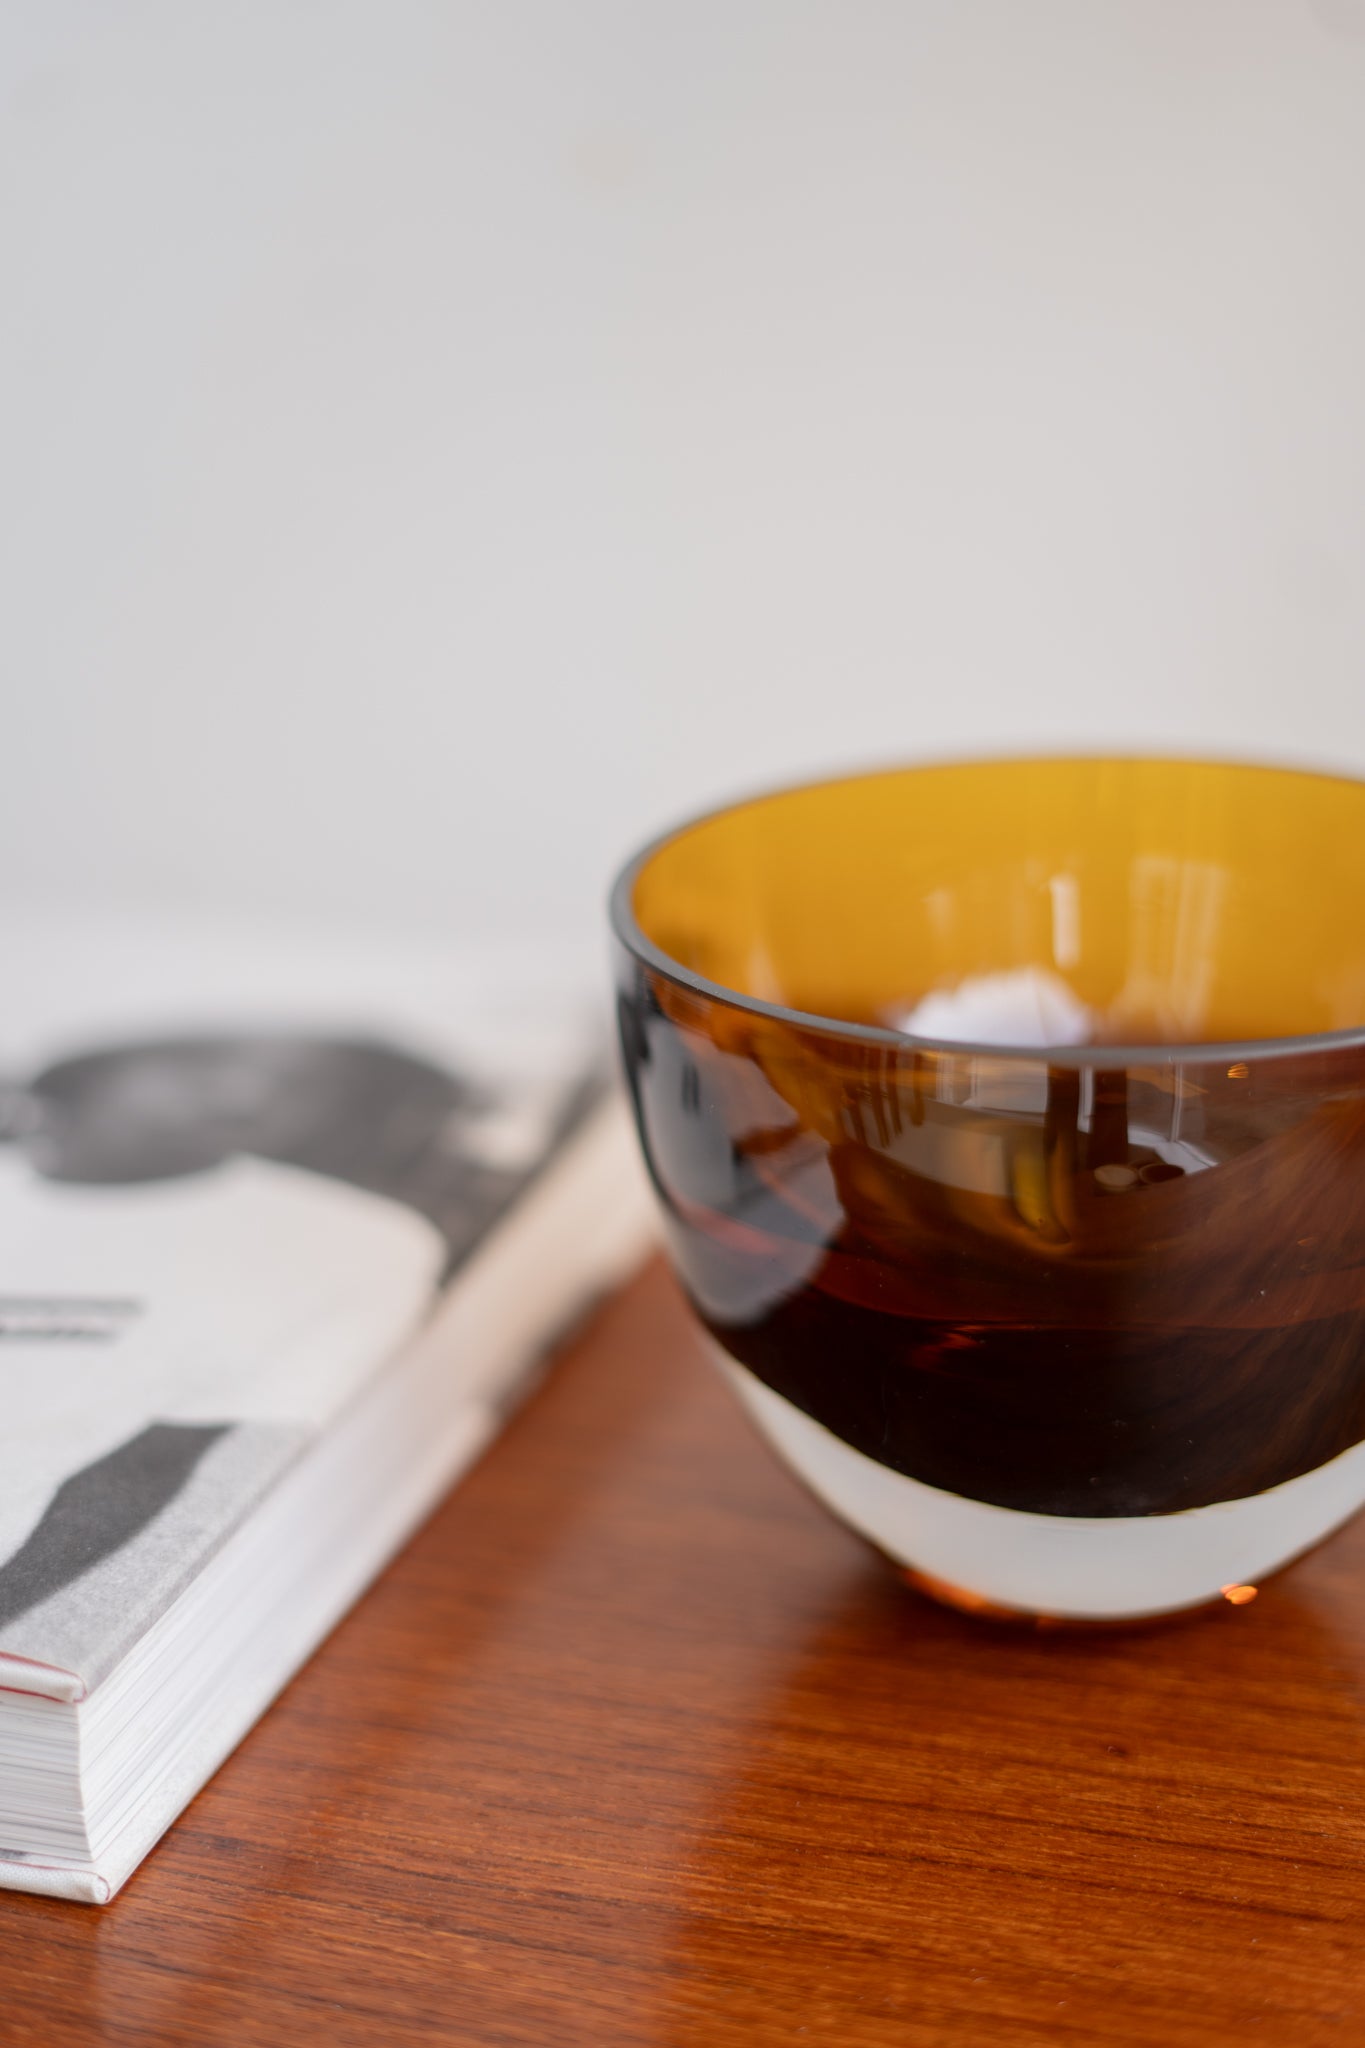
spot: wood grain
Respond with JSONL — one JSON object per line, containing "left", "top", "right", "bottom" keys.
{"left": 5, "top": 1258, "right": 1365, "bottom": 2046}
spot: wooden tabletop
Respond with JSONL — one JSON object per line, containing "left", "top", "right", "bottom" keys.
{"left": 8, "top": 1258, "right": 1365, "bottom": 2046}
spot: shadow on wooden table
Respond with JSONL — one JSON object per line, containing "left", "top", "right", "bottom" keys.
{"left": 661, "top": 1516, "right": 1365, "bottom": 2048}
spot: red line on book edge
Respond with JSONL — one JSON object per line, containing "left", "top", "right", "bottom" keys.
{"left": 0, "top": 1652, "right": 86, "bottom": 1703}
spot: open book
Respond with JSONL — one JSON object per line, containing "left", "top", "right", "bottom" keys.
{"left": 0, "top": 909, "right": 653, "bottom": 1902}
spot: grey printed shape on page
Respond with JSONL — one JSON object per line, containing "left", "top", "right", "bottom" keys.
{"left": 0, "top": 1421, "right": 308, "bottom": 1690}
{"left": 0, "top": 1424, "right": 232, "bottom": 1632}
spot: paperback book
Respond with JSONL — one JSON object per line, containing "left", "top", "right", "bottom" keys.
{"left": 0, "top": 908, "right": 652, "bottom": 1902}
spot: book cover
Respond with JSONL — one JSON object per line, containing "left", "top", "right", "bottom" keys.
{"left": 0, "top": 907, "right": 616, "bottom": 1704}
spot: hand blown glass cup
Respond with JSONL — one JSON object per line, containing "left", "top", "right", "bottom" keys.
{"left": 610, "top": 757, "right": 1365, "bottom": 1622}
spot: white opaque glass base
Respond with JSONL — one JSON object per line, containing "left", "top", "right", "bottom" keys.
{"left": 713, "top": 1347, "right": 1365, "bottom": 1619}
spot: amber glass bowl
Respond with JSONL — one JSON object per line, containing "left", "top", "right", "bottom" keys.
{"left": 610, "top": 757, "right": 1365, "bottom": 1621}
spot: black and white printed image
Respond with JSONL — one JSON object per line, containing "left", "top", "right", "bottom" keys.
{"left": 0, "top": 1022, "right": 594, "bottom": 1683}
{"left": 8, "top": 1031, "right": 587, "bottom": 1266}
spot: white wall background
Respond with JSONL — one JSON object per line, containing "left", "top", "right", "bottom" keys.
{"left": 5, "top": 0, "right": 1365, "bottom": 950}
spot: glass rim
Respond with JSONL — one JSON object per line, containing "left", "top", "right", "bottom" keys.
{"left": 608, "top": 749, "right": 1365, "bottom": 1069}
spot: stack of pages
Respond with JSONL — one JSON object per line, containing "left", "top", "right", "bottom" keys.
{"left": 0, "top": 909, "right": 652, "bottom": 1902}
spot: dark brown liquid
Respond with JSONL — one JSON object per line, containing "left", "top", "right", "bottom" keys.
{"left": 620, "top": 975, "right": 1365, "bottom": 1519}
{"left": 699, "top": 1256, "right": 1365, "bottom": 1518}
